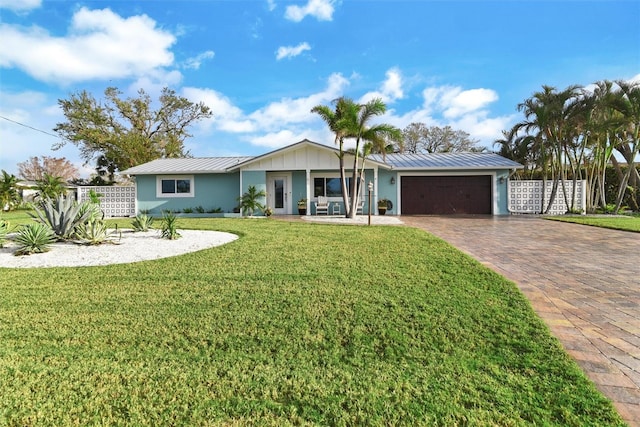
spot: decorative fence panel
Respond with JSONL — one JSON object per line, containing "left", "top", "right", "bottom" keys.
{"left": 77, "top": 186, "right": 136, "bottom": 217}
{"left": 508, "top": 180, "right": 586, "bottom": 215}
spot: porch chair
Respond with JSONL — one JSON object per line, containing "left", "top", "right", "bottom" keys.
{"left": 315, "top": 196, "right": 329, "bottom": 215}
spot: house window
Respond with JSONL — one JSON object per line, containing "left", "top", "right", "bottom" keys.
{"left": 156, "top": 175, "right": 194, "bottom": 198}
{"left": 313, "top": 177, "right": 354, "bottom": 198}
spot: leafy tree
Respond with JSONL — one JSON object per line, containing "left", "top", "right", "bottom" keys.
{"left": 399, "top": 123, "right": 483, "bottom": 154}
{"left": 1, "top": 170, "right": 21, "bottom": 211}
{"left": 35, "top": 173, "right": 67, "bottom": 200}
{"left": 53, "top": 87, "right": 212, "bottom": 173}
{"left": 17, "top": 156, "right": 79, "bottom": 182}
{"left": 312, "top": 97, "right": 401, "bottom": 218}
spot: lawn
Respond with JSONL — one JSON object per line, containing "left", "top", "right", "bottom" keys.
{"left": 0, "top": 218, "right": 624, "bottom": 426}
{"left": 547, "top": 214, "right": 640, "bottom": 232}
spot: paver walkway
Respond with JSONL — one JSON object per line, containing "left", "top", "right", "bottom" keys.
{"left": 402, "top": 215, "right": 640, "bottom": 426}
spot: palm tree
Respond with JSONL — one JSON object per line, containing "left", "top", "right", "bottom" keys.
{"left": 311, "top": 97, "right": 353, "bottom": 210}
{"left": 517, "top": 85, "right": 583, "bottom": 213}
{"left": 1, "top": 170, "right": 21, "bottom": 211}
{"left": 609, "top": 80, "right": 640, "bottom": 212}
{"left": 312, "top": 97, "right": 401, "bottom": 218}
{"left": 35, "top": 173, "right": 66, "bottom": 200}
{"left": 238, "top": 185, "right": 266, "bottom": 217}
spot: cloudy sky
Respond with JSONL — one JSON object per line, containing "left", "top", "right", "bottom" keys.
{"left": 1, "top": 0, "right": 638, "bottom": 177}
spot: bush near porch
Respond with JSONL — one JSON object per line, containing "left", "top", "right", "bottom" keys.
{"left": 0, "top": 219, "right": 624, "bottom": 426}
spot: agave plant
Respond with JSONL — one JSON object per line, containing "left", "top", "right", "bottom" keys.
{"left": 76, "top": 201, "right": 103, "bottom": 224}
{"left": 131, "top": 213, "right": 154, "bottom": 232}
{"left": 14, "top": 222, "right": 56, "bottom": 255}
{"left": 30, "top": 195, "right": 93, "bottom": 240}
{"left": 75, "top": 220, "right": 120, "bottom": 245}
{"left": 160, "top": 212, "right": 181, "bottom": 240}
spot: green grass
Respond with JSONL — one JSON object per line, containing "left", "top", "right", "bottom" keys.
{"left": 0, "top": 218, "right": 624, "bottom": 426}
{"left": 548, "top": 214, "right": 640, "bottom": 232}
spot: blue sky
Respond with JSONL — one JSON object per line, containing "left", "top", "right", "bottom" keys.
{"left": 1, "top": 0, "right": 639, "bottom": 178}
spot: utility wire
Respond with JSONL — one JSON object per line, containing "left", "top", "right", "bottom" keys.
{"left": 0, "top": 114, "right": 61, "bottom": 139}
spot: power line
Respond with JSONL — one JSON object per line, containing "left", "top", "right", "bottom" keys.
{"left": 0, "top": 115, "right": 61, "bottom": 139}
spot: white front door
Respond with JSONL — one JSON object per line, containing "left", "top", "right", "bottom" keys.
{"left": 267, "top": 174, "right": 291, "bottom": 215}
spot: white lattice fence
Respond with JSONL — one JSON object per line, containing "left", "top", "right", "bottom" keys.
{"left": 508, "top": 180, "right": 585, "bottom": 215}
{"left": 78, "top": 186, "right": 136, "bottom": 217}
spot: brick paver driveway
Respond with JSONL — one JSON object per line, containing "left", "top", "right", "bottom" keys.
{"left": 403, "top": 215, "right": 640, "bottom": 425}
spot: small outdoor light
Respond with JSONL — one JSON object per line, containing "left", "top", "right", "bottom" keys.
{"left": 367, "top": 181, "right": 373, "bottom": 226}
{"left": 390, "top": 176, "right": 396, "bottom": 185}
{"left": 498, "top": 176, "right": 505, "bottom": 184}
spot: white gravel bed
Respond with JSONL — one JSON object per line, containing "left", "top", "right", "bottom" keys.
{"left": 0, "top": 229, "right": 238, "bottom": 269}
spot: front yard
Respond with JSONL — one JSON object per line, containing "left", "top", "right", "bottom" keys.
{"left": 0, "top": 217, "right": 624, "bottom": 425}
{"left": 547, "top": 214, "right": 640, "bottom": 233}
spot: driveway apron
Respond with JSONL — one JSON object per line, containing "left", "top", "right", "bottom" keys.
{"left": 402, "top": 215, "right": 640, "bottom": 426}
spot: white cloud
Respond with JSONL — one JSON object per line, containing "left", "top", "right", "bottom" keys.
{"left": 443, "top": 88, "right": 499, "bottom": 118}
{"left": 184, "top": 50, "right": 215, "bottom": 70}
{"left": 285, "top": 0, "right": 335, "bottom": 22}
{"left": 0, "top": 0, "right": 41, "bottom": 12}
{"left": 250, "top": 72, "right": 349, "bottom": 131}
{"left": 182, "top": 87, "right": 255, "bottom": 133}
{"left": 360, "top": 67, "right": 404, "bottom": 104}
{"left": 0, "top": 7, "right": 176, "bottom": 84}
{"left": 276, "top": 42, "right": 311, "bottom": 60}
{"left": 267, "top": 0, "right": 277, "bottom": 11}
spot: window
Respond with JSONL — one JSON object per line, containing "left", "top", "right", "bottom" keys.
{"left": 313, "top": 177, "right": 354, "bottom": 198}
{"left": 156, "top": 176, "right": 194, "bottom": 198}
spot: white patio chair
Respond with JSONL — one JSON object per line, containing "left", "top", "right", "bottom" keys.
{"left": 314, "top": 196, "right": 329, "bottom": 215}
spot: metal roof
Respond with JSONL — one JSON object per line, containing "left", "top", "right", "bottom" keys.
{"left": 121, "top": 156, "right": 254, "bottom": 175}
{"left": 368, "top": 152, "right": 523, "bottom": 170}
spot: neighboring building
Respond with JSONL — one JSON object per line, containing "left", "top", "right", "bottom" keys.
{"left": 121, "top": 139, "right": 523, "bottom": 216}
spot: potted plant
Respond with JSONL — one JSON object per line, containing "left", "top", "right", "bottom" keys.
{"left": 298, "top": 198, "right": 307, "bottom": 215}
{"left": 377, "top": 198, "right": 389, "bottom": 215}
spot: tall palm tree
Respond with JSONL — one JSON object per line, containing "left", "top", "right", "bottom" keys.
{"left": 609, "top": 80, "right": 640, "bottom": 212}
{"left": 311, "top": 97, "right": 353, "bottom": 209}
{"left": 313, "top": 97, "right": 401, "bottom": 218}
{"left": 517, "top": 85, "right": 583, "bottom": 212}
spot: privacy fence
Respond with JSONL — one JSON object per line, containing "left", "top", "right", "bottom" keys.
{"left": 77, "top": 186, "right": 136, "bottom": 217}
{"left": 508, "top": 180, "right": 586, "bottom": 215}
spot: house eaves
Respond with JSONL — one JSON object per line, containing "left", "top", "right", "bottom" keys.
{"left": 121, "top": 156, "right": 255, "bottom": 175}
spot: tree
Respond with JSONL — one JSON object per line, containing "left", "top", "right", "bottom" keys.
{"left": 17, "top": 156, "right": 79, "bottom": 182}
{"left": 398, "top": 123, "right": 483, "bottom": 154}
{"left": 312, "top": 97, "right": 401, "bottom": 218}
{"left": 238, "top": 185, "right": 266, "bottom": 216}
{"left": 35, "top": 173, "right": 66, "bottom": 200}
{"left": 608, "top": 80, "right": 640, "bottom": 213}
{"left": 1, "top": 170, "right": 21, "bottom": 211}
{"left": 53, "top": 87, "right": 212, "bottom": 173}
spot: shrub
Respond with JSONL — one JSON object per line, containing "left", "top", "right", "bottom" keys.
{"left": 75, "top": 220, "right": 120, "bottom": 245}
{"left": 30, "top": 195, "right": 93, "bottom": 240}
{"left": 131, "top": 214, "right": 154, "bottom": 232}
{"left": 14, "top": 222, "right": 56, "bottom": 255}
{"left": 160, "top": 212, "right": 181, "bottom": 240}
{"left": 182, "top": 207, "right": 194, "bottom": 214}
{"left": 194, "top": 206, "right": 205, "bottom": 213}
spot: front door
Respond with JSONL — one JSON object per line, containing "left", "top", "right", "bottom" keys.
{"left": 268, "top": 175, "right": 291, "bottom": 215}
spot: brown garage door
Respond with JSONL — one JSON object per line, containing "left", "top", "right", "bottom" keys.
{"left": 401, "top": 176, "right": 492, "bottom": 214}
